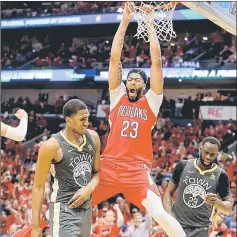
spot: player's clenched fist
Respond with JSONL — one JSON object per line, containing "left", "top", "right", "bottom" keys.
{"left": 15, "top": 109, "right": 28, "bottom": 119}
{"left": 113, "top": 204, "right": 120, "bottom": 211}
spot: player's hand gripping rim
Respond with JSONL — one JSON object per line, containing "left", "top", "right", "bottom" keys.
{"left": 122, "top": 2, "right": 134, "bottom": 22}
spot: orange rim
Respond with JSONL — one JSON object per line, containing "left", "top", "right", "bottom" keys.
{"left": 130, "top": 1, "right": 180, "bottom": 11}
{"left": 155, "top": 1, "right": 180, "bottom": 10}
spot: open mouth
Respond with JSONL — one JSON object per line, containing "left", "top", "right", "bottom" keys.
{"left": 205, "top": 160, "right": 211, "bottom": 165}
{"left": 129, "top": 89, "right": 136, "bottom": 97}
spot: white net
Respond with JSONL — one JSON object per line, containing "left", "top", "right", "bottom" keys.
{"left": 127, "top": 1, "right": 178, "bottom": 42}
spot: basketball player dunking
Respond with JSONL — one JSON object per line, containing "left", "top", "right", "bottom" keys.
{"left": 31, "top": 99, "right": 101, "bottom": 237}
{"left": 1, "top": 109, "right": 28, "bottom": 141}
{"left": 92, "top": 3, "right": 186, "bottom": 237}
{"left": 163, "top": 137, "right": 232, "bottom": 237}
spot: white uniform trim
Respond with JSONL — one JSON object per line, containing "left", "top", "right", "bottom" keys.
{"left": 50, "top": 164, "right": 59, "bottom": 203}
{"left": 109, "top": 82, "right": 126, "bottom": 112}
{"left": 53, "top": 202, "right": 60, "bottom": 237}
{"left": 145, "top": 89, "right": 163, "bottom": 117}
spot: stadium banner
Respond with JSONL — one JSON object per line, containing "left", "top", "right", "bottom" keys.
{"left": 200, "top": 106, "right": 236, "bottom": 120}
{"left": 1, "top": 69, "right": 96, "bottom": 82}
{"left": 1, "top": 10, "right": 205, "bottom": 29}
{"left": 94, "top": 68, "right": 236, "bottom": 81}
{"left": 1, "top": 68, "right": 236, "bottom": 82}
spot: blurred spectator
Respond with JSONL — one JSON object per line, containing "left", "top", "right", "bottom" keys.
{"left": 93, "top": 204, "right": 124, "bottom": 237}
{"left": 202, "top": 92, "right": 214, "bottom": 102}
{"left": 126, "top": 212, "right": 152, "bottom": 237}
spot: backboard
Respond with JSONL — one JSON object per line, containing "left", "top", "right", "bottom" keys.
{"left": 182, "top": 1, "right": 236, "bottom": 35}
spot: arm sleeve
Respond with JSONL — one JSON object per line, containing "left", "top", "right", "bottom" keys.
{"left": 171, "top": 160, "right": 188, "bottom": 185}
{"left": 217, "top": 170, "right": 232, "bottom": 199}
{"left": 4, "top": 118, "right": 28, "bottom": 141}
{"left": 109, "top": 82, "right": 126, "bottom": 112}
{"left": 145, "top": 89, "right": 163, "bottom": 117}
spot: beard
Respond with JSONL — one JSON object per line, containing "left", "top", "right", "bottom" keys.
{"left": 200, "top": 156, "right": 213, "bottom": 168}
{"left": 126, "top": 87, "right": 143, "bottom": 102}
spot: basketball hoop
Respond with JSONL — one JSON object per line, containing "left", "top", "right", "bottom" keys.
{"left": 127, "top": 1, "right": 179, "bottom": 42}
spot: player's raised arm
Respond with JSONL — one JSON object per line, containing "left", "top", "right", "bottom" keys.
{"left": 145, "top": 6, "right": 164, "bottom": 95}
{"left": 1, "top": 109, "right": 28, "bottom": 141}
{"left": 108, "top": 3, "right": 133, "bottom": 90}
{"left": 31, "top": 138, "right": 57, "bottom": 237}
{"left": 113, "top": 204, "right": 124, "bottom": 227}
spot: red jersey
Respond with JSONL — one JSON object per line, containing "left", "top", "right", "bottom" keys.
{"left": 102, "top": 83, "right": 163, "bottom": 169}
{"left": 94, "top": 223, "right": 121, "bottom": 237}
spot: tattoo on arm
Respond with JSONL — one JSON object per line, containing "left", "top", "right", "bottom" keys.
{"left": 118, "top": 30, "right": 126, "bottom": 48}
{"left": 112, "top": 23, "right": 127, "bottom": 57}
{"left": 116, "top": 62, "right": 122, "bottom": 83}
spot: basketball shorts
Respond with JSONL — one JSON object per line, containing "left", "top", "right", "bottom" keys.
{"left": 49, "top": 202, "right": 92, "bottom": 237}
{"left": 164, "top": 226, "right": 209, "bottom": 237}
{"left": 92, "top": 161, "right": 161, "bottom": 209}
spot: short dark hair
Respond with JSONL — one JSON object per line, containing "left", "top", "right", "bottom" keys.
{"left": 63, "top": 99, "right": 87, "bottom": 118}
{"left": 201, "top": 136, "right": 221, "bottom": 150}
{"left": 127, "top": 69, "right": 148, "bottom": 84}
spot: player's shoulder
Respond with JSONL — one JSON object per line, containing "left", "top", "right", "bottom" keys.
{"left": 144, "top": 88, "right": 163, "bottom": 116}
{"left": 145, "top": 88, "right": 163, "bottom": 99}
{"left": 87, "top": 129, "right": 99, "bottom": 138}
{"left": 87, "top": 129, "right": 100, "bottom": 144}
{"left": 39, "top": 136, "right": 60, "bottom": 153}
{"left": 178, "top": 159, "right": 190, "bottom": 167}
{"left": 110, "top": 82, "right": 126, "bottom": 94}
{"left": 216, "top": 165, "right": 228, "bottom": 177}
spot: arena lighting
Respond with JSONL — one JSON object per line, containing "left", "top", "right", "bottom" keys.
{"left": 203, "top": 37, "right": 208, "bottom": 40}
{"left": 117, "top": 8, "right": 123, "bottom": 13}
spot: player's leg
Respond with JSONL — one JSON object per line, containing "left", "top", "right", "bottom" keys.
{"left": 92, "top": 162, "right": 120, "bottom": 206}
{"left": 49, "top": 202, "right": 79, "bottom": 237}
{"left": 142, "top": 190, "right": 186, "bottom": 237}
{"left": 122, "top": 169, "right": 186, "bottom": 237}
{"left": 80, "top": 208, "right": 92, "bottom": 237}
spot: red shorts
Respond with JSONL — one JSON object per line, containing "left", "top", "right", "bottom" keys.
{"left": 92, "top": 161, "right": 160, "bottom": 209}
{"left": 12, "top": 226, "right": 31, "bottom": 237}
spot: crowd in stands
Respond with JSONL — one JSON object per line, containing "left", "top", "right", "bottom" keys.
{"left": 2, "top": 90, "right": 236, "bottom": 120}
{"left": 2, "top": 27, "right": 236, "bottom": 70}
{"left": 1, "top": 1, "right": 187, "bottom": 19}
{"left": 1, "top": 2, "right": 124, "bottom": 19}
{"left": 160, "top": 91, "right": 236, "bottom": 120}
{"left": 1, "top": 90, "right": 236, "bottom": 237}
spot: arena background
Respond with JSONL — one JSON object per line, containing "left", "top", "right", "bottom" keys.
{"left": 1, "top": 1, "right": 236, "bottom": 237}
